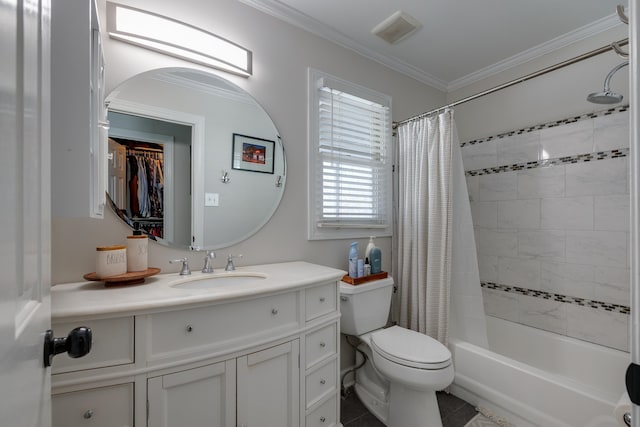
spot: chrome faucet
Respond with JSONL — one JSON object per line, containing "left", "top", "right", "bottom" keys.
{"left": 202, "top": 250, "right": 216, "bottom": 273}
{"left": 225, "top": 254, "right": 243, "bottom": 271}
{"left": 169, "top": 258, "right": 191, "bottom": 275}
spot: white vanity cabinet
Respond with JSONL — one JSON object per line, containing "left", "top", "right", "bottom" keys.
{"left": 51, "top": 262, "right": 345, "bottom": 427}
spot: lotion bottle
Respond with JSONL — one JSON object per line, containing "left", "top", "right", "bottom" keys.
{"left": 349, "top": 242, "right": 358, "bottom": 278}
{"left": 364, "top": 236, "right": 376, "bottom": 260}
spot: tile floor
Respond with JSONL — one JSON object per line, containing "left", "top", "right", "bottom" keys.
{"left": 341, "top": 389, "right": 478, "bottom": 427}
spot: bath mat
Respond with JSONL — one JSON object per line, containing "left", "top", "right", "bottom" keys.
{"left": 464, "top": 407, "right": 514, "bottom": 427}
{"left": 463, "top": 414, "right": 501, "bottom": 427}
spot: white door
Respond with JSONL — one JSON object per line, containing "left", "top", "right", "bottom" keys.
{"left": 0, "top": 0, "right": 52, "bottom": 426}
{"left": 237, "top": 340, "right": 300, "bottom": 427}
{"left": 631, "top": 2, "right": 640, "bottom": 427}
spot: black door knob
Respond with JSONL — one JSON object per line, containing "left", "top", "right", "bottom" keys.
{"left": 43, "top": 327, "right": 92, "bottom": 368}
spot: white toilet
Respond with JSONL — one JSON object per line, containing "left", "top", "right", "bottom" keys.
{"left": 340, "top": 277, "right": 454, "bottom": 427}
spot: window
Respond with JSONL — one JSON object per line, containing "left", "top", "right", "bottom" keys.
{"left": 308, "top": 69, "right": 392, "bottom": 240}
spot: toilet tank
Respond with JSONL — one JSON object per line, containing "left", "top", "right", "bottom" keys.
{"left": 339, "top": 277, "right": 394, "bottom": 336}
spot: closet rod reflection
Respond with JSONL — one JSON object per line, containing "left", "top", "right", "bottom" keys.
{"left": 394, "top": 37, "right": 629, "bottom": 128}
{"left": 126, "top": 147, "right": 164, "bottom": 153}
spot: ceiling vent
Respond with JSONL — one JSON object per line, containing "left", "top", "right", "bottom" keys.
{"left": 372, "top": 10, "right": 422, "bottom": 44}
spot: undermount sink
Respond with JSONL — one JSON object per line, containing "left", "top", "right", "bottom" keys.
{"left": 171, "top": 272, "right": 268, "bottom": 289}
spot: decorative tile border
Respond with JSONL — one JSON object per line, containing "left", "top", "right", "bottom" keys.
{"left": 465, "top": 148, "right": 628, "bottom": 177}
{"left": 460, "top": 105, "right": 629, "bottom": 148}
{"left": 481, "top": 282, "right": 630, "bottom": 315}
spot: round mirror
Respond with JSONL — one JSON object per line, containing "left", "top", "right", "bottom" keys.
{"left": 105, "top": 68, "right": 286, "bottom": 250}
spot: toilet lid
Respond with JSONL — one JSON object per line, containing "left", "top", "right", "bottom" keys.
{"left": 370, "top": 326, "right": 451, "bottom": 370}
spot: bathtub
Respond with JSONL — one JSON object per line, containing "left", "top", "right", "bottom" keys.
{"left": 449, "top": 316, "right": 629, "bottom": 427}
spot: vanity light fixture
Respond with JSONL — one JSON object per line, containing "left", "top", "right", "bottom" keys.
{"left": 106, "top": 2, "right": 252, "bottom": 77}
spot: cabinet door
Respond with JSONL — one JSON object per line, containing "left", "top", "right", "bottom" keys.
{"left": 148, "top": 359, "right": 236, "bottom": 427}
{"left": 237, "top": 340, "right": 300, "bottom": 427}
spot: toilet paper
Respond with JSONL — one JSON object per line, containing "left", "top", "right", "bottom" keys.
{"left": 614, "top": 391, "right": 632, "bottom": 426}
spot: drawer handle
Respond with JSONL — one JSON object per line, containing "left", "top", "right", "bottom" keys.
{"left": 320, "top": 416, "right": 326, "bottom": 422}
{"left": 320, "top": 342, "right": 326, "bottom": 348}
{"left": 271, "top": 308, "right": 278, "bottom": 315}
{"left": 83, "top": 409, "right": 94, "bottom": 419}
{"left": 186, "top": 325, "right": 193, "bottom": 333}
{"left": 320, "top": 379, "right": 326, "bottom": 385}
{"left": 319, "top": 297, "right": 326, "bottom": 302}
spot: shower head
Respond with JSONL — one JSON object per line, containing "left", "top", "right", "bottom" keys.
{"left": 586, "top": 90, "right": 625, "bottom": 104}
{"left": 587, "top": 61, "right": 628, "bottom": 104}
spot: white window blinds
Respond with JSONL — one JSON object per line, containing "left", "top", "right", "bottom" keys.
{"left": 308, "top": 69, "right": 392, "bottom": 240}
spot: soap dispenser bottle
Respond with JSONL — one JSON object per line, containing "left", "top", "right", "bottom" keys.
{"left": 365, "top": 236, "right": 376, "bottom": 260}
{"left": 349, "top": 242, "right": 358, "bottom": 278}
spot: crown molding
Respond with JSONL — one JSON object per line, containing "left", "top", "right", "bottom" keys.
{"left": 152, "top": 71, "right": 256, "bottom": 105}
{"left": 447, "top": 13, "right": 623, "bottom": 92}
{"left": 237, "top": 0, "right": 449, "bottom": 90}
{"left": 238, "top": 0, "right": 622, "bottom": 93}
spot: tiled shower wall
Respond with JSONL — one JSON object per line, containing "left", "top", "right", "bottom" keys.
{"left": 462, "top": 107, "right": 630, "bottom": 352}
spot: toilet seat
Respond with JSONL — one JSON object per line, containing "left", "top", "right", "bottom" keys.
{"left": 370, "top": 326, "right": 451, "bottom": 370}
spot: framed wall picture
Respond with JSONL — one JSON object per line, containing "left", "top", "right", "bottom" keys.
{"left": 232, "top": 133, "right": 275, "bottom": 174}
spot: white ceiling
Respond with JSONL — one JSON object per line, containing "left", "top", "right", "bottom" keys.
{"left": 239, "top": 0, "right": 627, "bottom": 91}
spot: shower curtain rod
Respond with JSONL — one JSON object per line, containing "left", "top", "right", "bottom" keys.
{"left": 394, "top": 37, "right": 629, "bottom": 128}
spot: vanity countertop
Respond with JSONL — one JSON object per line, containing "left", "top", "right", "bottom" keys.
{"left": 52, "top": 261, "right": 345, "bottom": 320}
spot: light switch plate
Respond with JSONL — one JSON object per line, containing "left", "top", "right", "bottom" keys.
{"left": 205, "top": 193, "right": 219, "bottom": 207}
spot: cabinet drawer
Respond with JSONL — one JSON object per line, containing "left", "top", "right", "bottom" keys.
{"left": 52, "top": 383, "right": 133, "bottom": 427}
{"left": 306, "top": 396, "right": 337, "bottom": 427}
{"left": 305, "top": 323, "right": 337, "bottom": 368}
{"left": 52, "top": 317, "right": 134, "bottom": 374}
{"left": 149, "top": 292, "right": 299, "bottom": 359}
{"left": 306, "top": 282, "right": 336, "bottom": 321}
{"left": 306, "top": 359, "right": 337, "bottom": 408}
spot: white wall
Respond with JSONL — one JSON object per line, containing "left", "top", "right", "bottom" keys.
{"left": 51, "top": 0, "right": 444, "bottom": 284}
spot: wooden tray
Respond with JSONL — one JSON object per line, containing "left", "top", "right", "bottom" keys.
{"left": 83, "top": 267, "right": 161, "bottom": 286}
{"left": 341, "top": 271, "right": 388, "bottom": 285}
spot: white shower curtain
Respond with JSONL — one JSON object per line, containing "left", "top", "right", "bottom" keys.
{"left": 396, "top": 110, "right": 455, "bottom": 345}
